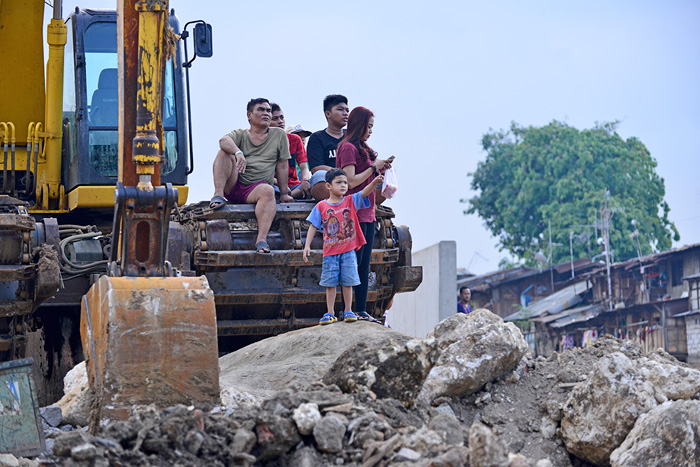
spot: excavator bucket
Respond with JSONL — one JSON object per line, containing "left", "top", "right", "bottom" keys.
{"left": 80, "top": 275, "right": 219, "bottom": 423}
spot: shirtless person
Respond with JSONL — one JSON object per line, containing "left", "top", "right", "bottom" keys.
{"left": 306, "top": 94, "right": 349, "bottom": 200}
{"left": 210, "top": 98, "right": 292, "bottom": 254}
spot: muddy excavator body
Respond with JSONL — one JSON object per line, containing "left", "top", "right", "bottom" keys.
{"left": 0, "top": 0, "right": 422, "bottom": 408}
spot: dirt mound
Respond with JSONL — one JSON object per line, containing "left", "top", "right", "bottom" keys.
{"left": 219, "top": 321, "right": 413, "bottom": 403}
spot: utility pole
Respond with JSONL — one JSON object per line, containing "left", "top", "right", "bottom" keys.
{"left": 569, "top": 231, "right": 575, "bottom": 279}
{"left": 603, "top": 190, "right": 613, "bottom": 310}
{"left": 549, "top": 220, "right": 554, "bottom": 292}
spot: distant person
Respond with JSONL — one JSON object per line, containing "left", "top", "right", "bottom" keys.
{"left": 303, "top": 168, "right": 384, "bottom": 325}
{"left": 287, "top": 123, "right": 312, "bottom": 146}
{"left": 210, "top": 98, "right": 293, "bottom": 254}
{"left": 307, "top": 94, "right": 349, "bottom": 200}
{"left": 458, "top": 287, "right": 472, "bottom": 314}
{"left": 270, "top": 103, "right": 311, "bottom": 198}
{"left": 336, "top": 106, "right": 394, "bottom": 323}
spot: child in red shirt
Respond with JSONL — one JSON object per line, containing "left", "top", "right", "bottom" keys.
{"left": 303, "top": 168, "right": 383, "bottom": 324}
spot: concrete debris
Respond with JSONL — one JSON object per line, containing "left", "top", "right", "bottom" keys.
{"left": 0, "top": 454, "right": 19, "bottom": 467}
{"left": 395, "top": 446, "right": 422, "bottom": 461}
{"left": 418, "top": 309, "right": 529, "bottom": 404}
{"left": 469, "top": 421, "right": 508, "bottom": 467}
{"left": 323, "top": 337, "right": 438, "bottom": 406}
{"left": 292, "top": 402, "right": 322, "bottom": 435}
{"left": 610, "top": 399, "right": 700, "bottom": 467}
{"left": 63, "top": 360, "right": 87, "bottom": 394}
{"left": 54, "top": 361, "right": 90, "bottom": 427}
{"left": 24, "top": 310, "right": 699, "bottom": 467}
{"left": 560, "top": 350, "right": 700, "bottom": 465}
{"left": 428, "top": 412, "right": 465, "bottom": 446}
{"left": 39, "top": 405, "right": 62, "bottom": 428}
{"left": 312, "top": 414, "right": 346, "bottom": 453}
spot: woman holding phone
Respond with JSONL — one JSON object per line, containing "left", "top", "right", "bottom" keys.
{"left": 336, "top": 107, "right": 394, "bottom": 323}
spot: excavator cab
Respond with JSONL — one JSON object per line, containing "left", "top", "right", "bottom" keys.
{"left": 61, "top": 9, "right": 189, "bottom": 207}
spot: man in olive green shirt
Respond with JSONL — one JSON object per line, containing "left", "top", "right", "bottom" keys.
{"left": 211, "top": 98, "right": 293, "bottom": 254}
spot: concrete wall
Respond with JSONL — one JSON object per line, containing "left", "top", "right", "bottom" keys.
{"left": 386, "top": 241, "right": 456, "bottom": 338}
{"left": 687, "top": 314, "right": 700, "bottom": 365}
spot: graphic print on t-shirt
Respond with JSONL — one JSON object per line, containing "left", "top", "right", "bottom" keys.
{"left": 325, "top": 209, "right": 340, "bottom": 238}
{"left": 341, "top": 209, "right": 354, "bottom": 239}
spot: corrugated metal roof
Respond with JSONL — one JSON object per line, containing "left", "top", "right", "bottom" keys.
{"left": 531, "top": 304, "right": 603, "bottom": 324}
{"left": 616, "top": 243, "right": 700, "bottom": 271}
{"left": 504, "top": 280, "right": 591, "bottom": 322}
{"left": 549, "top": 305, "right": 603, "bottom": 328}
{"left": 672, "top": 310, "right": 700, "bottom": 318}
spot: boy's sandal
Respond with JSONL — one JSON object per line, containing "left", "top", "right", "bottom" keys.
{"left": 319, "top": 313, "right": 337, "bottom": 325}
{"left": 255, "top": 240, "right": 271, "bottom": 255}
{"left": 343, "top": 311, "right": 357, "bottom": 322}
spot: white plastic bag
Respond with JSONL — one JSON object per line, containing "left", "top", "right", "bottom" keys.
{"left": 381, "top": 167, "right": 398, "bottom": 199}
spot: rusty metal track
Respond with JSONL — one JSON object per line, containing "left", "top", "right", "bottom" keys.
{"left": 0, "top": 300, "right": 32, "bottom": 318}
{"left": 195, "top": 248, "right": 400, "bottom": 268}
{"left": 0, "top": 214, "right": 35, "bottom": 231}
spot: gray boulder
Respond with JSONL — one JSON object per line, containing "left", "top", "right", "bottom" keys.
{"left": 418, "top": 309, "right": 528, "bottom": 404}
{"left": 560, "top": 351, "right": 700, "bottom": 465}
{"left": 323, "top": 338, "right": 438, "bottom": 406}
{"left": 468, "top": 421, "right": 508, "bottom": 467}
{"left": 313, "top": 414, "right": 347, "bottom": 453}
{"left": 427, "top": 413, "right": 464, "bottom": 446}
{"left": 40, "top": 405, "right": 63, "bottom": 428}
{"left": 253, "top": 414, "right": 301, "bottom": 461}
{"left": 610, "top": 399, "right": 700, "bottom": 467}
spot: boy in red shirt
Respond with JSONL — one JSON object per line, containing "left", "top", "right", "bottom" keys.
{"left": 303, "top": 168, "right": 383, "bottom": 324}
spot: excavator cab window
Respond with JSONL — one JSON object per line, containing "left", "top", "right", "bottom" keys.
{"left": 84, "top": 21, "right": 177, "bottom": 177}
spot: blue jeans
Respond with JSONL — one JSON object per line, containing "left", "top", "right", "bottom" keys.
{"left": 354, "top": 222, "right": 375, "bottom": 313}
{"left": 310, "top": 170, "right": 327, "bottom": 187}
{"left": 319, "top": 250, "right": 361, "bottom": 287}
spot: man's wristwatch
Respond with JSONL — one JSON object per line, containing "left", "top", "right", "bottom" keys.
{"left": 234, "top": 151, "right": 244, "bottom": 157}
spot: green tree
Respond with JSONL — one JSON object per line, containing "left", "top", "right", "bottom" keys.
{"left": 465, "top": 121, "right": 679, "bottom": 265}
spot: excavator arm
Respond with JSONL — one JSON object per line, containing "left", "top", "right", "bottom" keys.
{"left": 80, "top": 0, "right": 219, "bottom": 426}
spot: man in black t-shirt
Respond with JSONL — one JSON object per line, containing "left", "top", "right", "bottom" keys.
{"left": 307, "top": 94, "right": 348, "bottom": 200}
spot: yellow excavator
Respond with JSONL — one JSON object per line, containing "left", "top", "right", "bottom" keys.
{"left": 0, "top": 0, "right": 422, "bottom": 415}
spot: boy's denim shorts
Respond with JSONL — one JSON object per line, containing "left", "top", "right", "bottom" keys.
{"left": 320, "top": 250, "right": 361, "bottom": 287}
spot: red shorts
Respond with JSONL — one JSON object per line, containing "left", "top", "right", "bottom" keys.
{"left": 224, "top": 180, "right": 268, "bottom": 204}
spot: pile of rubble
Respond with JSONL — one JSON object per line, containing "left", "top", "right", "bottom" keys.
{"left": 8, "top": 308, "right": 699, "bottom": 466}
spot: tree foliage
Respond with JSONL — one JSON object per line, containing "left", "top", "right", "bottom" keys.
{"left": 466, "top": 121, "right": 679, "bottom": 265}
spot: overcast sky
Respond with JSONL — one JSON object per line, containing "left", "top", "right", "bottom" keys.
{"left": 59, "top": 0, "right": 700, "bottom": 275}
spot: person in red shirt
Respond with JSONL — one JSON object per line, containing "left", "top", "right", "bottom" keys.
{"left": 303, "top": 168, "right": 384, "bottom": 325}
{"left": 270, "top": 103, "right": 312, "bottom": 199}
{"left": 336, "top": 107, "right": 394, "bottom": 322}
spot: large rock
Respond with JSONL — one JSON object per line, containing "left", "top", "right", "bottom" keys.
{"left": 560, "top": 351, "right": 700, "bottom": 465}
{"left": 323, "top": 338, "right": 438, "bottom": 406}
{"left": 220, "top": 322, "right": 413, "bottom": 402}
{"left": 55, "top": 362, "right": 90, "bottom": 427}
{"left": 468, "top": 421, "right": 508, "bottom": 467}
{"left": 418, "top": 310, "right": 528, "bottom": 404}
{"left": 610, "top": 399, "right": 700, "bottom": 467}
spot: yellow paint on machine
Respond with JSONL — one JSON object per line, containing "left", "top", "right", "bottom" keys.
{"left": 67, "top": 185, "right": 189, "bottom": 210}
